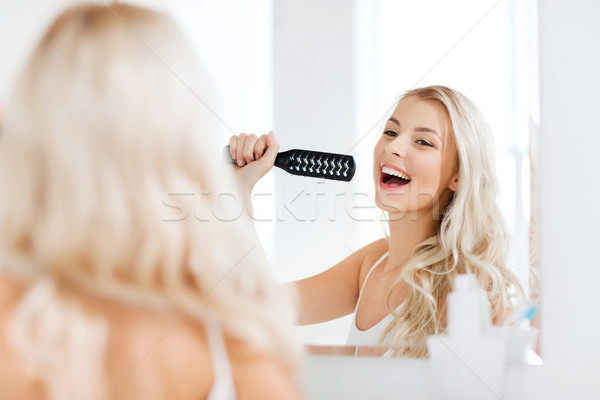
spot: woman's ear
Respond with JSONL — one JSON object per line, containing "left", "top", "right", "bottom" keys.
{"left": 448, "top": 174, "right": 459, "bottom": 192}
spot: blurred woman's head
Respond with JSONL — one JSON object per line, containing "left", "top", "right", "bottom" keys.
{"left": 2, "top": 3, "right": 221, "bottom": 285}
{"left": 0, "top": 3, "right": 298, "bottom": 394}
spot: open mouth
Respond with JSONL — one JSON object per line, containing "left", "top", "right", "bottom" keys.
{"left": 380, "top": 165, "right": 411, "bottom": 188}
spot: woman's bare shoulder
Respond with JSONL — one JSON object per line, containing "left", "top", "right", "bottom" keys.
{"left": 0, "top": 274, "right": 26, "bottom": 331}
{"left": 0, "top": 275, "right": 45, "bottom": 398}
{"left": 362, "top": 238, "right": 389, "bottom": 260}
{"left": 0, "top": 274, "right": 26, "bottom": 304}
{"left": 357, "top": 238, "right": 389, "bottom": 275}
{"left": 0, "top": 277, "right": 298, "bottom": 399}
{"left": 101, "top": 304, "right": 213, "bottom": 399}
{"left": 227, "top": 338, "right": 300, "bottom": 400}
{"left": 104, "top": 310, "right": 300, "bottom": 400}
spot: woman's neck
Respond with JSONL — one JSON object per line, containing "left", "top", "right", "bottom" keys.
{"left": 385, "top": 213, "right": 440, "bottom": 270}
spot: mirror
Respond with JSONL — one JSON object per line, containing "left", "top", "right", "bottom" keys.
{"left": 168, "top": 0, "right": 540, "bottom": 355}
{"left": 266, "top": 0, "right": 539, "bottom": 353}
{"left": 0, "top": 0, "right": 539, "bottom": 358}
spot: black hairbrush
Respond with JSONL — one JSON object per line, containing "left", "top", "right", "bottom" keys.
{"left": 224, "top": 145, "right": 355, "bottom": 182}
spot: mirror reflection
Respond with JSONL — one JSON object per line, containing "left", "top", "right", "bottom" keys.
{"left": 261, "top": 0, "right": 539, "bottom": 359}
{"left": 169, "top": 0, "right": 540, "bottom": 358}
{"left": 0, "top": 0, "right": 540, "bottom": 362}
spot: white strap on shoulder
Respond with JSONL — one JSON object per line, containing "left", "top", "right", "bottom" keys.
{"left": 354, "top": 251, "right": 389, "bottom": 312}
{"left": 205, "top": 314, "right": 236, "bottom": 400}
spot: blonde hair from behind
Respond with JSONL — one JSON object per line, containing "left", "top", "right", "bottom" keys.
{"left": 382, "top": 85, "right": 524, "bottom": 358}
{"left": 0, "top": 3, "right": 300, "bottom": 397}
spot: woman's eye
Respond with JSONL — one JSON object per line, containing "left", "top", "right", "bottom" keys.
{"left": 383, "top": 130, "right": 398, "bottom": 137}
{"left": 416, "top": 139, "right": 433, "bottom": 147}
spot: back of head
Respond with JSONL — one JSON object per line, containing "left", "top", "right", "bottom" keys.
{"left": 2, "top": 3, "right": 221, "bottom": 281}
{"left": 0, "top": 3, "right": 299, "bottom": 396}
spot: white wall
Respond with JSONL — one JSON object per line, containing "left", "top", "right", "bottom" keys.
{"left": 538, "top": 0, "right": 600, "bottom": 370}
{"left": 0, "top": 0, "right": 272, "bottom": 142}
{"left": 0, "top": 0, "right": 88, "bottom": 101}
{"left": 272, "top": 0, "right": 360, "bottom": 343}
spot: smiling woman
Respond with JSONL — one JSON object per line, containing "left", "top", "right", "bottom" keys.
{"left": 263, "top": 0, "right": 538, "bottom": 349}
{"left": 230, "top": 85, "right": 525, "bottom": 358}
{"left": 378, "top": 86, "right": 525, "bottom": 357}
{"left": 374, "top": 96, "right": 459, "bottom": 215}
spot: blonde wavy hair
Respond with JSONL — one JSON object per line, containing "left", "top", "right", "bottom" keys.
{"left": 0, "top": 3, "right": 299, "bottom": 398}
{"left": 382, "top": 86, "right": 524, "bottom": 358}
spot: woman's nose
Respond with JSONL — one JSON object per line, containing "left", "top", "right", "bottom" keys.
{"left": 385, "top": 136, "right": 407, "bottom": 158}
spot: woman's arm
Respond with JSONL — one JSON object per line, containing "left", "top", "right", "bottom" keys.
{"left": 289, "top": 239, "right": 387, "bottom": 325}
{"left": 228, "top": 133, "right": 389, "bottom": 325}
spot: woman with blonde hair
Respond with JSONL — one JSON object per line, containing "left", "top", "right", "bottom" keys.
{"left": 231, "top": 85, "right": 524, "bottom": 357}
{"left": 0, "top": 3, "right": 300, "bottom": 399}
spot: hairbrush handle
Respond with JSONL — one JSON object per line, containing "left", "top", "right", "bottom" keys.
{"left": 223, "top": 146, "right": 355, "bottom": 182}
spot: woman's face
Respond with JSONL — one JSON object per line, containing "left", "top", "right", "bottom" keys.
{"left": 373, "top": 96, "right": 459, "bottom": 220}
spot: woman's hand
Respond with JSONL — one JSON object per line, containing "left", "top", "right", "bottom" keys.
{"left": 228, "top": 131, "right": 279, "bottom": 196}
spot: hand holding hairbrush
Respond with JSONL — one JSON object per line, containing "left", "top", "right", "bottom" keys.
{"left": 224, "top": 145, "right": 356, "bottom": 182}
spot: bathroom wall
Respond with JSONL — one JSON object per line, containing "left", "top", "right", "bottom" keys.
{"left": 0, "top": 0, "right": 81, "bottom": 101}
{"left": 271, "top": 0, "right": 361, "bottom": 344}
{"left": 537, "top": 0, "right": 600, "bottom": 371}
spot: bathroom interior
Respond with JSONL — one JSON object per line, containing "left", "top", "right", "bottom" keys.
{"left": 1, "top": 0, "right": 598, "bottom": 398}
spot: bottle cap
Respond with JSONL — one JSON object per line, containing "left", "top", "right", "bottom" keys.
{"left": 454, "top": 274, "right": 477, "bottom": 291}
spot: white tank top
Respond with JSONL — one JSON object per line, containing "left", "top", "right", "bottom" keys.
{"left": 205, "top": 314, "right": 236, "bottom": 400}
{"left": 346, "top": 251, "right": 402, "bottom": 346}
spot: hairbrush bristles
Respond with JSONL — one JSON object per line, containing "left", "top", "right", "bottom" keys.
{"left": 275, "top": 149, "right": 355, "bottom": 181}
{"left": 224, "top": 146, "right": 355, "bottom": 182}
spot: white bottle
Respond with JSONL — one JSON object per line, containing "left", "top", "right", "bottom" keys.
{"left": 427, "top": 274, "right": 508, "bottom": 400}
{"left": 447, "top": 274, "right": 490, "bottom": 338}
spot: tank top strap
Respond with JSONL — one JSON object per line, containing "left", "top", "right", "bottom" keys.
{"left": 205, "top": 314, "right": 236, "bottom": 400}
{"left": 353, "top": 251, "right": 389, "bottom": 315}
